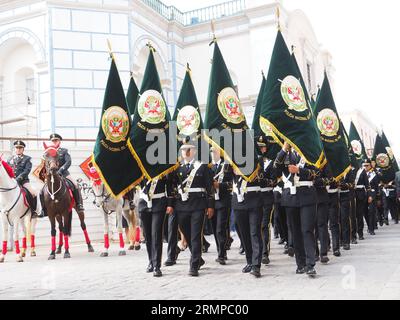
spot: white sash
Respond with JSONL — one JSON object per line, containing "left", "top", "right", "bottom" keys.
{"left": 367, "top": 171, "right": 376, "bottom": 183}
{"left": 233, "top": 178, "right": 248, "bottom": 203}
{"left": 179, "top": 161, "right": 202, "bottom": 202}
{"left": 140, "top": 179, "right": 159, "bottom": 209}
{"left": 213, "top": 162, "right": 225, "bottom": 201}
{"left": 355, "top": 168, "right": 364, "bottom": 186}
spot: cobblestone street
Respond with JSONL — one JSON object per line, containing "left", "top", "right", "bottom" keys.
{"left": 0, "top": 223, "right": 400, "bottom": 300}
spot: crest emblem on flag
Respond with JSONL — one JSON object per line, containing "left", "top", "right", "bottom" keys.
{"left": 101, "top": 106, "right": 129, "bottom": 143}
{"left": 317, "top": 109, "right": 339, "bottom": 137}
{"left": 280, "top": 75, "right": 307, "bottom": 112}
{"left": 217, "top": 87, "right": 245, "bottom": 124}
{"left": 377, "top": 153, "right": 390, "bottom": 168}
{"left": 138, "top": 90, "right": 166, "bottom": 124}
{"left": 177, "top": 105, "right": 201, "bottom": 136}
{"left": 259, "top": 118, "right": 274, "bottom": 137}
{"left": 351, "top": 140, "right": 362, "bottom": 156}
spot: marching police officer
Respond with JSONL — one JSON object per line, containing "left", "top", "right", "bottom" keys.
{"left": 173, "top": 139, "right": 214, "bottom": 277}
{"left": 353, "top": 159, "right": 370, "bottom": 241}
{"left": 382, "top": 174, "right": 399, "bottom": 225}
{"left": 39, "top": 134, "right": 85, "bottom": 217}
{"left": 210, "top": 147, "right": 233, "bottom": 265}
{"left": 256, "top": 136, "right": 277, "bottom": 266}
{"left": 232, "top": 165, "right": 263, "bottom": 278}
{"left": 139, "top": 175, "right": 174, "bottom": 277}
{"left": 274, "top": 142, "right": 319, "bottom": 276}
{"left": 339, "top": 166, "right": 356, "bottom": 251}
{"left": 363, "top": 159, "right": 379, "bottom": 235}
{"left": 327, "top": 170, "right": 341, "bottom": 257}
{"left": 7, "top": 140, "right": 37, "bottom": 213}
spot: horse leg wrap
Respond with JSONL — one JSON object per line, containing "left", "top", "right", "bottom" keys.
{"left": 119, "top": 233, "right": 124, "bottom": 249}
{"left": 30, "top": 235, "right": 35, "bottom": 249}
{"left": 14, "top": 241, "right": 20, "bottom": 255}
{"left": 135, "top": 227, "right": 141, "bottom": 243}
{"left": 83, "top": 229, "right": 90, "bottom": 244}
{"left": 64, "top": 235, "right": 69, "bottom": 251}
{"left": 104, "top": 234, "right": 110, "bottom": 249}
{"left": 51, "top": 236, "right": 56, "bottom": 252}
{"left": 2, "top": 241, "right": 7, "bottom": 255}
{"left": 22, "top": 237, "right": 27, "bottom": 250}
{"left": 59, "top": 232, "right": 64, "bottom": 246}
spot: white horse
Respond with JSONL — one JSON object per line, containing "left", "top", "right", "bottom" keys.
{"left": 0, "top": 160, "right": 38, "bottom": 262}
{"left": 91, "top": 182, "right": 140, "bottom": 257}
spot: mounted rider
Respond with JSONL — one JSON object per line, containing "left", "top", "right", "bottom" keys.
{"left": 38, "top": 133, "right": 85, "bottom": 217}
{"left": 7, "top": 140, "right": 37, "bottom": 215}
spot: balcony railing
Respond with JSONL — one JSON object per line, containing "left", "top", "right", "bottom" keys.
{"left": 141, "top": 0, "right": 246, "bottom": 26}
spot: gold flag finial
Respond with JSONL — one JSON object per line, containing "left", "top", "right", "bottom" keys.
{"left": 209, "top": 20, "right": 217, "bottom": 46}
{"left": 276, "top": 6, "right": 281, "bottom": 31}
{"left": 261, "top": 70, "right": 265, "bottom": 77}
{"left": 107, "top": 39, "right": 115, "bottom": 60}
{"left": 291, "top": 45, "right": 296, "bottom": 54}
{"left": 186, "top": 63, "right": 192, "bottom": 78}
{"left": 146, "top": 41, "right": 156, "bottom": 53}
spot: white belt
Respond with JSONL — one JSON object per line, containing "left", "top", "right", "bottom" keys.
{"left": 284, "top": 181, "right": 313, "bottom": 189}
{"left": 261, "top": 187, "right": 274, "bottom": 192}
{"left": 140, "top": 192, "right": 166, "bottom": 200}
{"left": 274, "top": 186, "right": 282, "bottom": 194}
{"left": 187, "top": 188, "right": 206, "bottom": 193}
{"left": 327, "top": 189, "right": 338, "bottom": 194}
{"left": 371, "top": 189, "right": 376, "bottom": 192}
{"left": 356, "top": 186, "right": 365, "bottom": 190}
{"left": 339, "top": 190, "right": 350, "bottom": 193}
{"left": 246, "top": 187, "right": 261, "bottom": 193}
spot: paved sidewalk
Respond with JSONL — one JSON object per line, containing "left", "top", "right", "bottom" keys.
{"left": 0, "top": 223, "right": 399, "bottom": 300}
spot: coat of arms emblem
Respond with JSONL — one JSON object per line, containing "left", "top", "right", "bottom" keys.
{"left": 351, "top": 140, "right": 362, "bottom": 156}
{"left": 138, "top": 90, "right": 166, "bottom": 124}
{"left": 317, "top": 109, "right": 339, "bottom": 137}
{"left": 101, "top": 106, "right": 129, "bottom": 143}
{"left": 177, "top": 105, "right": 201, "bottom": 136}
{"left": 280, "top": 75, "right": 308, "bottom": 113}
{"left": 377, "top": 153, "right": 390, "bottom": 168}
{"left": 217, "top": 87, "right": 245, "bottom": 125}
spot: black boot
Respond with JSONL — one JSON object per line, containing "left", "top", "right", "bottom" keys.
{"left": 38, "top": 191, "right": 47, "bottom": 218}
{"left": 73, "top": 186, "right": 84, "bottom": 213}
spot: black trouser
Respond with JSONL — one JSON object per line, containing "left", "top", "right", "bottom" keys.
{"left": 275, "top": 202, "right": 288, "bottom": 242}
{"left": 316, "top": 202, "right": 329, "bottom": 257}
{"left": 377, "top": 195, "right": 384, "bottom": 224}
{"left": 368, "top": 200, "right": 377, "bottom": 232}
{"left": 328, "top": 194, "right": 340, "bottom": 252}
{"left": 350, "top": 196, "right": 357, "bottom": 240}
{"left": 356, "top": 197, "right": 367, "bottom": 238}
{"left": 140, "top": 210, "right": 164, "bottom": 269}
{"left": 286, "top": 205, "right": 317, "bottom": 269}
{"left": 211, "top": 206, "right": 229, "bottom": 259}
{"left": 286, "top": 207, "right": 294, "bottom": 248}
{"left": 177, "top": 210, "right": 205, "bottom": 271}
{"left": 340, "top": 198, "right": 351, "bottom": 246}
{"left": 234, "top": 207, "right": 263, "bottom": 267}
{"left": 384, "top": 195, "right": 398, "bottom": 222}
{"left": 166, "top": 212, "right": 178, "bottom": 262}
{"left": 261, "top": 204, "right": 273, "bottom": 257}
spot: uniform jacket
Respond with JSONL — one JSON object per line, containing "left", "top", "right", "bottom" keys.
{"left": 211, "top": 160, "right": 233, "bottom": 210}
{"left": 258, "top": 155, "right": 277, "bottom": 207}
{"left": 7, "top": 155, "right": 32, "bottom": 184}
{"left": 395, "top": 171, "right": 400, "bottom": 199}
{"left": 273, "top": 149, "right": 318, "bottom": 208}
{"left": 172, "top": 161, "right": 214, "bottom": 212}
{"left": 57, "top": 148, "right": 72, "bottom": 177}
{"left": 339, "top": 168, "right": 356, "bottom": 202}
{"left": 138, "top": 175, "right": 174, "bottom": 213}
{"left": 231, "top": 174, "right": 262, "bottom": 210}
{"left": 354, "top": 168, "right": 370, "bottom": 201}
{"left": 314, "top": 165, "right": 332, "bottom": 205}
{"left": 367, "top": 169, "right": 381, "bottom": 200}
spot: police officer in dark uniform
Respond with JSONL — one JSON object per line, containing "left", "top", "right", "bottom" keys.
{"left": 382, "top": 175, "right": 399, "bottom": 225}
{"left": 363, "top": 159, "right": 379, "bottom": 235}
{"left": 353, "top": 160, "right": 370, "bottom": 240}
{"left": 274, "top": 142, "right": 319, "bottom": 276}
{"left": 139, "top": 175, "right": 174, "bottom": 277}
{"left": 173, "top": 140, "right": 214, "bottom": 277}
{"left": 232, "top": 166, "right": 263, "bottom": 278}
{"left": 327, "top": 171, "right": 341, "bottom": 257}
{"left": 7, "top": 140, "right": 37, "bottom": 213}
{"left": 39, "top": 134, "right": 84, "bottom": 217}
{"left": 257, "top": 136, "right": 277, "bottom": 266}
{"left": 210, "top": 146, "right": 233, "bottom": 265}
{"left": 339, "top": 165, "right": 356, "bottom": 251}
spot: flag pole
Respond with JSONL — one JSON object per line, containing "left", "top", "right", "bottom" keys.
{"left": 106, "top": 39, "right": 115, "bottom": 61}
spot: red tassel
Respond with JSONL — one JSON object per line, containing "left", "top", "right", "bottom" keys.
{"left": 104, "top": 234, "right": 110, "bottom": 249}
{"left": 83, "top": 229, "right": 90, "bottom": 244}
{"left": 64, "top": 235, "right": 69, "bottom": 250}
{"left": 135, "top": 227, "right": 141, "bottom": 243}
{"left": 119, "top": 233, "right": 124, "bottom": 249}
{"left": 14, "top": 241, "right": 20, "bottom": 255}
{"left": 22, "top": 237, "right": 27, "bottom": 249}
{"left": 30, "top": 235, "right": 35, "bottom": 248}
{"left": 59, "top": 232, "right": 64, "bottom": 246}
{"left": 2, "top": 241, "right": 7, "bottom": 255}
{"left": 51, "top": 236, "right": 56, "bottom": 251}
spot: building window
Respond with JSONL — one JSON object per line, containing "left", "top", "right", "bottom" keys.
{"left": 26, "top": 77, "right": 35, "bottom": 105}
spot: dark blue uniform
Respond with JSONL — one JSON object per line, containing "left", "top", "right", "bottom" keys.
{"left": 7, "top": 155, "right": 32, "bottom": 185}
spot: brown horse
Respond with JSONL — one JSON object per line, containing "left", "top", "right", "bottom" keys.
{"left": 42, "top": 143, "right": 94, "bottom": 259}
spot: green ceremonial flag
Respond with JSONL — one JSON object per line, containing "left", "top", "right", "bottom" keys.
{"left": 252, "top": 73, "right": 282, "bottom": 160}
{"left": 349, "top": 121, "right": 367, "bottom": 167}
{"left": 126, "top": 75, "right": 139, "bottom": 116}
{"left": 260, "top": 31, "right": 326, "bottom": 168}
{"left": 204, "top": 41, "right": 259, "bottom": 181}
{"left": 373, "top": 134, "right": 396, "bottom": 183}
{"left": 92, "top": 56, "right": 143, "bottom": 198}
{"left": 381, "top": 131, "right": 399, "bottom": 172}
{"left": 341, "top": 119, "right": 358, "bottom": 168}
{"left": 128, "top": 46, "right": 178, "bottom": 181}
{"left": 314, "top": 73, "right": 351, "bottom": 180}
{"left": 172, "top": 67, "right": 206, "bottom": 156}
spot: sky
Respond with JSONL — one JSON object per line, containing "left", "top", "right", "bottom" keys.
{"left": 164, "top": 0, "right": 399, "bottom": 158}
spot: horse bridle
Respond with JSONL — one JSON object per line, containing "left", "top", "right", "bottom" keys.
{"left": 44, "top": 157, "right": 67, "bottom": 201}
{"left": 92, "top": 184, "right": 114, "bottom": 215}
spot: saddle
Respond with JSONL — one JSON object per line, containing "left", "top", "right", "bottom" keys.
{"left": 21, "top": 186, "right": 36, "bottom": 213}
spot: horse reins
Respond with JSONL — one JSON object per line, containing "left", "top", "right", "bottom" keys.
{"left": 92, "top": 184, "right": 114, "bottom": 215}
{"left": 45, "top": 171, "right": 67, "bottom": 201}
